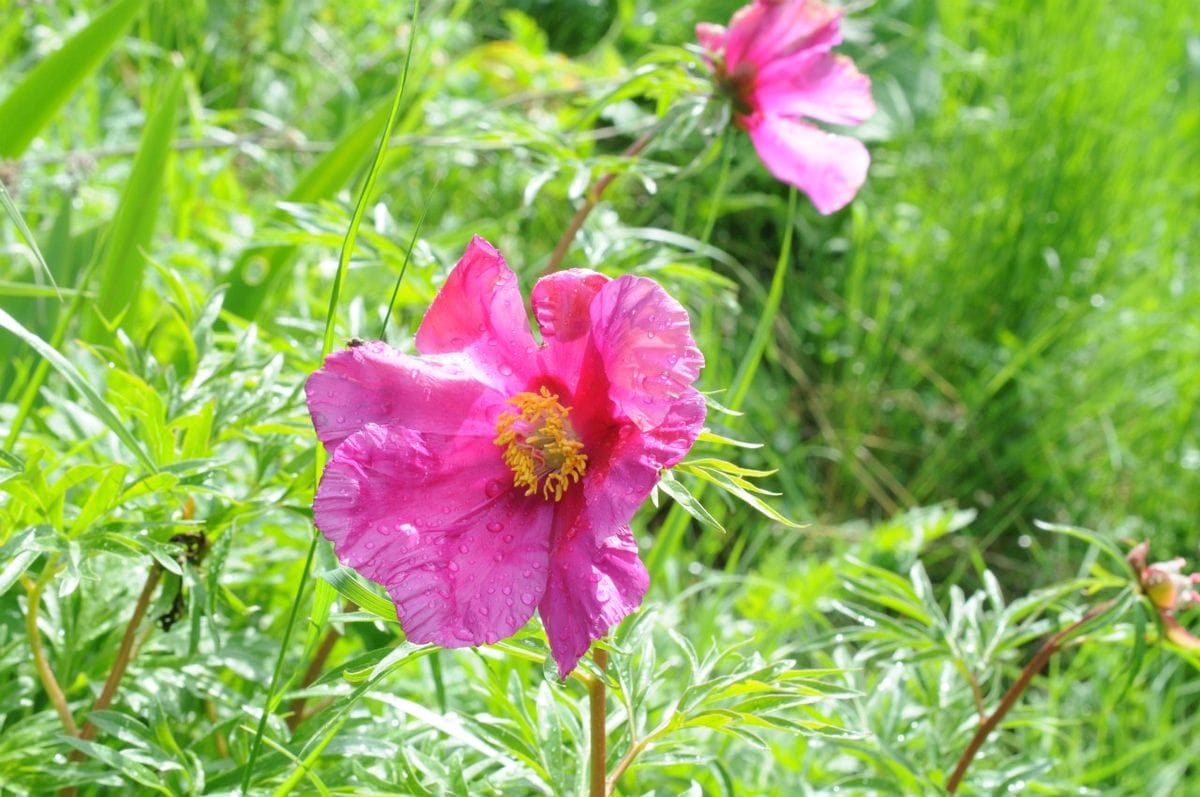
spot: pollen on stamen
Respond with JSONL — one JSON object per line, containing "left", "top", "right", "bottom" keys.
{"left": 493, "top": 386, "right": 587, "bottom": 501}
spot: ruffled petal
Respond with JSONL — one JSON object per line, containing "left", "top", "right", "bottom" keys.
{"left": 315, "top": 424, "right": 552, "bottom": 648}
{"left": 305, "top": 342, "right": 503, "bottom": 453}
{"left": 415, "top": 236, "right": 539, "bottom": 387}
{"left": 746, "top": 113, "right": 869, "bottom": 214}
{"left": 531, "top": 268, "right": 611, "bottom": 393}
{"left": 755, "top": 52, "right": 875, "bottom": 126}
{"left": 640, "top": 388, "right": 707, "bottom": 471}
{"left": 725, "top": 0, "right": 843, "bottom": 70}
{"left": 587, "top": 275, "right": 704, "bottom": 431}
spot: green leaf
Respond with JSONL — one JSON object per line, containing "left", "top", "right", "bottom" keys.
{"left": 657, "top": 473, "right": 726, "bottom": 533}
{"left": 320, "top": 566, "right": 398, "bottom": 623}
{"left": 0, "top": 308, "right": 157, "bottom": 471}
{"left": 0, "top": 0, "right": 145, "bottom": 158}
{"left": 87, "top": 64, "right": 185, "bottom": 338}
{"left": 0, "top": 182, "right": 59, "bottom": 298}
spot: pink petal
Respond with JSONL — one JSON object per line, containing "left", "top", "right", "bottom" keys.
{"left": 725, "top": 0, "right": 843, "bottom": 70}
{"left": 531, "top": 268, "right": 611, "bottom": 392}
{"left": 537, "top": 393, "right": 703, "bottom": 676}
{"left": 315, "top": 424, "right": 552, "bottom": 648}
{"left": 695, "top": 22, "right": 728, "bottom": 55}
{"left": 587, "top": 275, "right": 704, "bottom": 431}
{"left": 640, "top": 388, "right": 707, "bottom": 471}
{"left": 539, "top": 491, "right": 649, "bottom": 677}
{"left": 305, "top": 341, "right": 503, "bottom": 453}
{"left": 415, "top": 236, "right": 538, "bottom": 388}
{"left": 532, "top": 269, "right": 611, "bottom": 346}
{"left": 746, "top": 113, "right": 869, "bottom": 214}
{"left": 755, "top": 52, "right": 875, "bottom": 126}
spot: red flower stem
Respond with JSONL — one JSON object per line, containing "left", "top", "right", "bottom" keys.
{"left": 539, "top": 129, "right": 657, "bottom": 279}
{"left": 946, "top": 599, "right": 1114, "bottom": 793}
{"left": 589, "top": 647, "right": 609, "bottom": 797}
{"left": 69, "top": 563, "right": 164, "bottom": 758}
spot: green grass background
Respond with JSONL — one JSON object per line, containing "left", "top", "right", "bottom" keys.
{"left": 1, "top": 0, "right": 1198, "bottom": 794}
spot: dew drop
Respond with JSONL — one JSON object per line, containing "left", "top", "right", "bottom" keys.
{"left": 485, "top": 480, "right": 506, "bottom": 498}
{"left": 487, "top": 521, "right": 504, "bottom": 533}
{"left": 448, "top": 562, "right": 459, "bottom": 572}
{"left": 520, "top": 592, "right": 535, "bottom": 606}
{"left": 505, "top": 597, "right": 514, "bottom": 607}
{"left": 502, "top": 534, "right": 514, "bottom": 544}
{"left": 493, "top": 553, "right": 503, "bottom": 563}
{"left": 458, "top": 543, "right": 469, "bottom": 554}
{"left": 502, "top": 586, "right": 513, "bottom": 596}
{"left": 499, "top": 363, "right": 513, "bottom": 376}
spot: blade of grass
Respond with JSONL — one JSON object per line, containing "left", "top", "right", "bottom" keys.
{"left": 0, "top": 0, "right": 145, "bottom": 158}
{"left": 0, "top": 182, "right": 60, "bottom": 298}
{"left": 238, "top": 2, "right": 422, "bottom": 790}
{"left": 85, "top": 64, "right": 185, "bottom": 339}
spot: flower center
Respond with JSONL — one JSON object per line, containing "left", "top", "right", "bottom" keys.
{"left": 718, "top": 61, "right": 757, "bottom": 117}
{"left": 493, "top": 386, "right": 587, "bottom": 502}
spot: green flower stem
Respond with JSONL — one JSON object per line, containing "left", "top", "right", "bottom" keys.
{"left": 646, "top": 188, "right": 798, "bottom": 583}
{"left": 239, "top": 4, "right": 421, "bottom": 790}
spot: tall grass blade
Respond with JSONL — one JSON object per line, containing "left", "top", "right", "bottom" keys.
{"left": 85, "top": 64, "right": 185, "bottom": 339}
{"left": 0, "top": 0, "right": 145, "bottom": 158}
{"left": 239, "top": 2, "right": 422, "bottom": 789}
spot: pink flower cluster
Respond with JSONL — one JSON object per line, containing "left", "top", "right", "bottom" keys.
{"left": 697, "top": 0, "right": 876, "bottom": 213}
{"left": 306, "top": 237, "right": 705, "bottom": 675}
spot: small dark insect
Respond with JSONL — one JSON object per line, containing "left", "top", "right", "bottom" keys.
{"left": 347, "top": 337, "right": 368, "bottom": 347}
{"left": 157, "top": 532, "right": 209, "bottom": 631}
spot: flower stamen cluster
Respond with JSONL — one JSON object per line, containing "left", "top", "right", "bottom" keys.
{"left": 494, "top": 386, "right": 587, "bottom": 502}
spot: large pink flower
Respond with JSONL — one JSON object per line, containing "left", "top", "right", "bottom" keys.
{"left": 305, "top": 236, "right": 705, "bottom": 676}
{"left": 697, "top": 0, "right": 875, "bottom": 214}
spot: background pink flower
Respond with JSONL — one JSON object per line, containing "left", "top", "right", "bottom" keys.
{"left": 698, "top": 0, "right": 876, "bottom": 214}
{"left": 305, "top": 237, "right": 705, "bottom": 675}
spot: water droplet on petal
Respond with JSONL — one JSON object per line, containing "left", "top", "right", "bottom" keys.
{"left": 487, "top": 521, "right": 504, "bottom": 533}
{"left": 493, "top": 553, "right": 503, "bottom": 562}
{"left": 521, "top": 592, "right": 535, "bottom": 605}
{"left": 448, "top": 562, "right": 459, "bottom": 572}
{"left": 458, "top": 544, "right": 469, "bottom": 554}
{"left": 485, "top": 481, "right": 506, "bottom": 498}
{"left": 502, "top": 534, "right": 513, "bottom": 544}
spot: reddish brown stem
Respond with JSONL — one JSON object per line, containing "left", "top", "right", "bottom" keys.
{"left": 539, "top": 130, "right": 657, "bottom": 278}
{"left": 70, "top": 564, "right": 163, "bottom": 756}
{"left": 287, "top": 613, "right": 346, "bottom": 731}
{"left": 589, "top": 647, "right": 609, "bottom": 797}
{"left": 946, "top": 600, "right": 1115, "bottom": 793}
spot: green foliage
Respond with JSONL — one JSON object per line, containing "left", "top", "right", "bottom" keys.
{"left": 1, "top": 0, "right": 1198, "bottom": 794}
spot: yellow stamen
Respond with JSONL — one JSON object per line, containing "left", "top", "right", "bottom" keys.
{"left": 493, "top": 386, "right": 587, "bottom": 501}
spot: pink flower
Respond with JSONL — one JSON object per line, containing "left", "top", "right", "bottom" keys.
{"left": 305, "top": 236, "right": 705, "bottom": 676}
{"left": 697, "top": 0, "right": 876, "bottom": 214}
